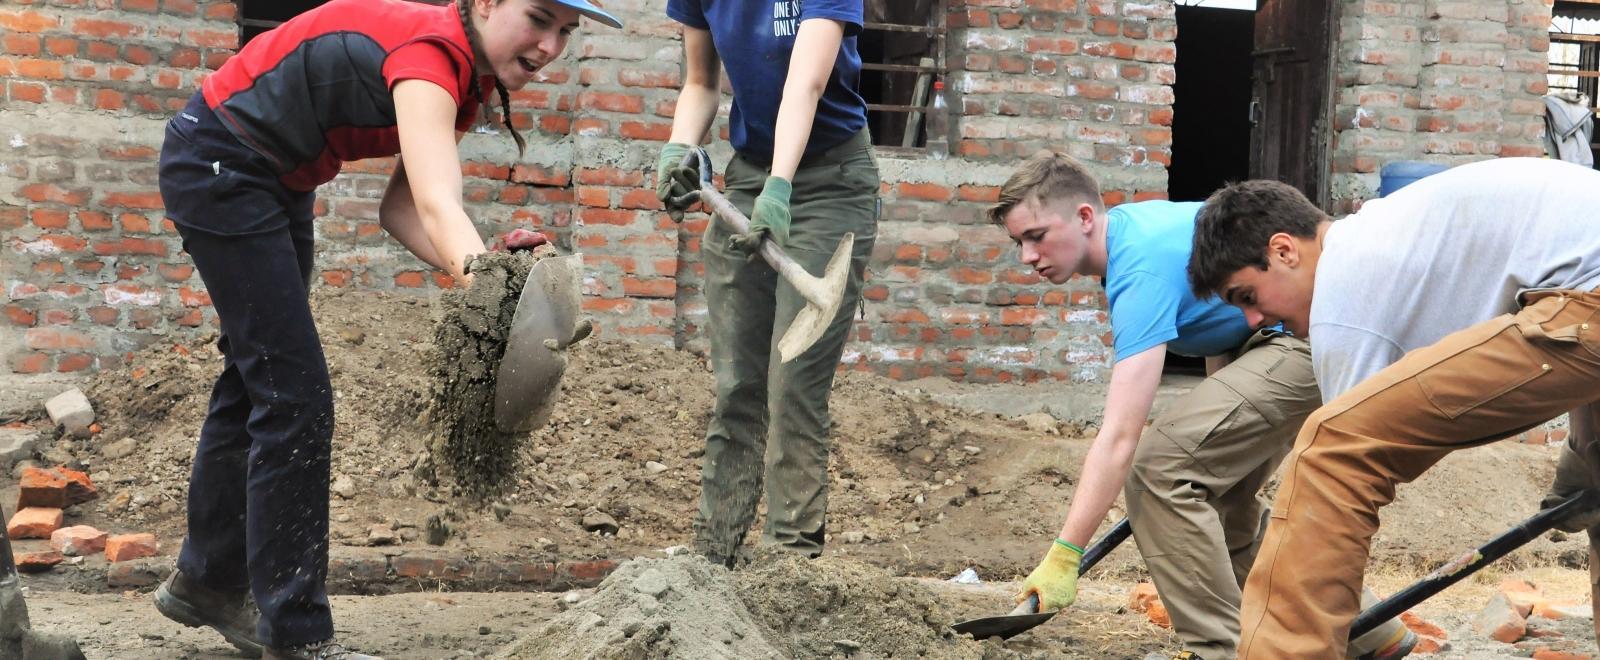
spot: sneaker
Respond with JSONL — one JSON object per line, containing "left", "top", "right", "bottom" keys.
{"left": 154, "top": 570, "right": 263, "bottom": 657}
{"left": 1357, "top": 629, "right": 1418, "bottom": 660}
{"left": 264, "top": 639, "right": 383, "bottom": 660}
{"left": 1143, "top": 652, "right": 1203, "bottom": 660}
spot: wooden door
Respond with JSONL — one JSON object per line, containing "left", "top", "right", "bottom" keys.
{"left": 1249, "top": 0, "right": 1336, "bottom": 209}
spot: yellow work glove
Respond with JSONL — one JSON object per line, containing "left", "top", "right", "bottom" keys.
{"left": 1017, "top": 539, "right": 1084, "bottom": 612}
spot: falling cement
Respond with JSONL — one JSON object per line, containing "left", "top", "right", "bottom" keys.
{"left": 425, "top": 248, "right": 548, "bottom": 499}
{"left": 497, "top": 553, "right": 1017, "bottom": 660}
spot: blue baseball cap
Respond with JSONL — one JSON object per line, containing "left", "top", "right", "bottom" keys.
{"left": 554, "top": 0, "right": 623, "bottom": 29}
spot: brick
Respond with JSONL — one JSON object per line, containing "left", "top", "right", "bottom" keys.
{"left": 1128, "top": 582, "right": 1160, "bottom": 612}
{"left": 7, "top": 507, "right": 64, "bottom": 538}
{"left": 393, "top": 555, "right": 448, "bottom": 578}
{"left": 1530, "top": 601, "right": 1591, "bottom": 621}
{"left": 44, "top": 388, "right": 95, "bottom": 432}
{"left": 1500, "top": 579, "right": 1542, "bottom": 616}
{"left": 19, "top": 183, "right": 90, "bottom": 206}
{"left": 1145, "top": 598, "right": 1171, "bottom": 628}
{"left": 27, "top": 327, "right": 95, "bottom": 351}
{"left": 50, "top": 524, "right": 108, "bottom": 556}
{"left": 558, "top": 559, "right": 619, "bottom": 584}
{"left": 14, "top": 550, "right": 64, "bottom": 573}
{"left": 1475, "top": 593, "right": 1527, "bottom": 643}
{"left": 105, "top": 533, "right": 160, "bottom": 562}
{"left": 106, "top": 558, "right": 171, "bottom": 588}
{"left": 101, "top": 191, "right": 164, "bottom": 209}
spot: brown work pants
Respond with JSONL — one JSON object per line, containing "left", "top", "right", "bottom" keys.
{"left": 1127, "top": 331, "right": 1404, "bottom": 658}
{"left": 1239, "top": 290, "right": 1600, "bottom": 658}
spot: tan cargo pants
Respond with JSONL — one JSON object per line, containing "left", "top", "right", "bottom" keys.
{"left": 1239, "top": 290, "right": 1600, "bottom": 658}
{"left": 1126, "top": 330, "right": 1405, "bottom": 658}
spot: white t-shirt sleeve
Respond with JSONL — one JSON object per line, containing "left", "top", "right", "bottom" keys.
{"left": 1310, "top": 322, "right": 1407, "bottom": 405}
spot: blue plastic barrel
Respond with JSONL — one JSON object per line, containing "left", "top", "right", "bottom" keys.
{"left": 1378, "top": 161, "right": 1449, "bottom": 197}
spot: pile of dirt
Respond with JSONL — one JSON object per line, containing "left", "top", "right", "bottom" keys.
{"left": 496, "top": 556, "right": 783, "bottom": 660}
{"left": 498, "top": 553, "right": 1019, "bottom": 660}
{"left": 56, "top": 287, "right": 1585, "bottom": 583}
{"left": 425, "top": 248, "right": 546, "bottom": 498}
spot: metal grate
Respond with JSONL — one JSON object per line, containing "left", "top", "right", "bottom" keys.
{"left": 859, "top": 4, "right": 949, "bottom": 155}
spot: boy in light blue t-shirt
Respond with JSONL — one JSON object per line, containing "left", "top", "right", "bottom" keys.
{"left": 989, "top": 152, "right": 1412, "bottom": 660}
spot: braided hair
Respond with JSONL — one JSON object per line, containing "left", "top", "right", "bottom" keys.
{"left": 458, "top": 0, "right": 527, "bottom": 156}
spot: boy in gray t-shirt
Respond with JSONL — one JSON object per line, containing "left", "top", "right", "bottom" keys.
{"left": 1187, "top": 157, "right": 1600, "bottom": 659}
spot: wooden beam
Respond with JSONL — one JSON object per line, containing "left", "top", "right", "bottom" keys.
{"left": 1552, "top": 33, "right": 1600, "bottom": 44}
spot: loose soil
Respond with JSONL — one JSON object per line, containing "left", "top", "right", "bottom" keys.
{"left": 425, "top": 248, "right": 547, "bottom": 499}
{"left": 6, "top": 287, "right": 1591, "bottom": 658}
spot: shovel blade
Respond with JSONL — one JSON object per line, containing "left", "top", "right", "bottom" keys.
{"left": 951, "top": 594, "right": 1057, "bottom": 641}
{"left": 493, "top": 254, "right": 583, "bottom": 434}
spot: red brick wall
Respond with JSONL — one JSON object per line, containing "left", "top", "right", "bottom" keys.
{"left": 0, "top": 0, "right": 1178, "bottom": 397}
{"left": 1328, "top": 0, "right": 1550, "bottom": 214}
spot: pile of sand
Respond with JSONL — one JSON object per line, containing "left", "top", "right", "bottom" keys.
{"left": 499, "top": 552, "right": 1021, "bottom": 660}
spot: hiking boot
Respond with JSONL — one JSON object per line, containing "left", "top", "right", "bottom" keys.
{"left": 264, "top": 639, "right": 383, "bottom": 660}
{"left": 1357, "top": 629, "right": 1418, "bottom": 660}
{"left": 154, "top": 570, "right": 263, "bottom": 657}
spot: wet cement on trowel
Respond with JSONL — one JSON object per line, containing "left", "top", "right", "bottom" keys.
{"left": 425, "top": 248, "right": 548, "bottom": 499}
{"left": 498, "top": 552, "right": 1019, "bottom": 660}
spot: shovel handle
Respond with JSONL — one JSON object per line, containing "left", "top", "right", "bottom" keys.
{"left": 1348, "top": 490, "right": 1600, "bottom": 639}
{"left": 679, "top": 149, "right": 822, "bottom": 304}
{"left": 1079, "top": 517, "right": 1132, "bottom": 577}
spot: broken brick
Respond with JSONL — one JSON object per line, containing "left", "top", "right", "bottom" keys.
{"left": 1475, "top": 593, "right": 1527, "bottom": 644}
{"left": 1128, "top": 582, "right": 1161, "bottom": 613}
{"left": 50, "top": 524, "right": 108, "bottom": 556}
{"left": 1500, "top": 579, "right": 1543, "bottom": 617}
{"left": 14, "top": 550, "right": 64, "bottom": 573}
{"left": 1145, "top": 598, "right": 1171, "bottom": 628}
{"left": 17, "top": 465, "right": 98, "bottom": 509}
{"left": 1532, "top": 601, "right": 1592, "bottom": 621}
{"left": 6, "top": 507, "right": 64, "bottom": 539}
{"left": 105, "top": 533, "right": 159, "bottom": 562}
{"left": 1401, "top": 611, "right": 1449, "bottom": 639}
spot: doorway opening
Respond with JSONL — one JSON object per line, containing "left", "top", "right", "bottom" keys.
{"left": 1165, "top": 1, "right": 1256, "bottom": 377}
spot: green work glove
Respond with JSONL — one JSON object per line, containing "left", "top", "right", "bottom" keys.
{"left": 1017, "top": 539, "right": 1084, "bottom": 612}
{"left": 654, "top": 142, "right": 700, "bottom": 222}
{"left": 728, "top": 175, "right": 792, "bottom": 255}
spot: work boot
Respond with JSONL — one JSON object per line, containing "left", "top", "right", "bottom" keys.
{"left": 1356, "top": 629, "right": 1418, "bottom": 660}
{"left": 264, "top": 639, "right": 383, "bottom": 660}
{"left": 154, "top": 570, "right": 263, "bottom": 657}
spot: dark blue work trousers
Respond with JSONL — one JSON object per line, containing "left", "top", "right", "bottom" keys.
{"left": 158, "top": 92, "right": 333, "bottom": 648}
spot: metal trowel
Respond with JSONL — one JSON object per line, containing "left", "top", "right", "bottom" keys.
{"left": 492, "top": 253, "right": 588, "bottom": 434}
{"left": 950, "top": 518, "right": 1134, "bottom": 641}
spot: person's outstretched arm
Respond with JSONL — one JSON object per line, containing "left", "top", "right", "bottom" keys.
{"left": 1017, "top": 344, "right": 1165, "bottom": 611}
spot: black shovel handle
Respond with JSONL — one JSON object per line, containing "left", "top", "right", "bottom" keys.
{"left": 1348, "top": 489, "right": 1600, "bottom": 639}
{"left": 1079, "top": 517, "right": 1132, "bottom": 576}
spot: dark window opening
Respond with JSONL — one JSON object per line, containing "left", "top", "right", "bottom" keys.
{"left": 860, "top": 0, "right": 949, "bottom": 156}
{"left": 1168, "top": 4, "right": 1254, "bottom": 203}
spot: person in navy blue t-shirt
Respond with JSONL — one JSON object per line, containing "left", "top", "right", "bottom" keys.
{"left": 653, "top": 0, "right": 879, "bottom": 566}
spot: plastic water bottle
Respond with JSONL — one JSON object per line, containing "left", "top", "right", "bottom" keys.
{"left": 925, "top": 80, "right": 949, "bottom": 158}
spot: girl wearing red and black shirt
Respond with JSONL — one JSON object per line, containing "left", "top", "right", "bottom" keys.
{"left": 153, "top": 1, "right": 619, "bottom": 658}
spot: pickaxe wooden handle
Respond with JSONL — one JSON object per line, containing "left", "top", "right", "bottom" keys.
{"left": 681, "top": 148, "right": 855, "bottom": 362}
